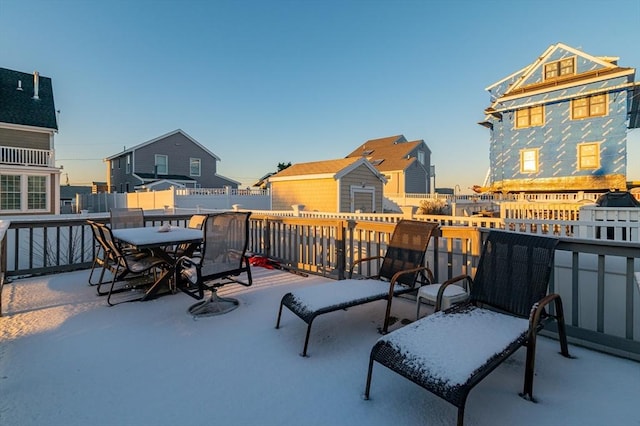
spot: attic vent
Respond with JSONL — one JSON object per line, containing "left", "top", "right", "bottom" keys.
{"left": 371, "top": 159, "right": 384, "bottom": 166}
{"left": 362, "top": 149, "right": 373, "bottom": 156}
{"left": 16, "top": 80, "right": 23, "bottom": 91}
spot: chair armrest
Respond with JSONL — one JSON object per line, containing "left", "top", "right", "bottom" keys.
{"left": 435, "top": 274, "right": 473, "bottom": 312}
{"left": 349, "top": 255, "right": 385, "bottom": 278}
{"left": 388, "top": 266, "right": 432, "bottom": 293}
{"left": 528, "top": 293, "right": 564, "bottom": 335}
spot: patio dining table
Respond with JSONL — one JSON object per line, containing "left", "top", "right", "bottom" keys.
{"left": 112, "top": 225, "right": 204, "bottom": 301}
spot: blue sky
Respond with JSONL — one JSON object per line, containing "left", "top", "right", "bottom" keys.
{"left": 2, "top": 0, "right": 639, "bottom": 191}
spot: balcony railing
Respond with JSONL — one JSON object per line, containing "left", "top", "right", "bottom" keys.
{"left": 0, "top": 145, "right": 54, "bottom": 167}
{"left": 0, "top": 213, "right": 638, "bottom": 361}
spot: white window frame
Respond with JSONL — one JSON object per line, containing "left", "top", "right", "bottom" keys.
{"left": 155, "top": 154, "right": 168, "bottom": 175}
{"left": 520, "top": 148, "right": 539, "bottom": 174}
{"left": 0, "top": 173, "right": 50, "bottom": 213}
{"left": 190, "top": 158, "right": 201, "bottom": 177}
{"left": 126, "top": 155, "right": 131, "bottom": 174}
{"left": 417, "top": 151, "right": 425, "bottom": 165}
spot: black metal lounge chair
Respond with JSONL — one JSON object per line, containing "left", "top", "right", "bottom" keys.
{"left": 175, "top": 212, "right": 253, "bottom": 317}
{"left": 276, "top": 220, "right": 439, "bottom": 356}
{"left": 364, "top": 230, "right": 571, "bottom": 426}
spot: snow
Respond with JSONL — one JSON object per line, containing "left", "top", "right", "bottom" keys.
{"left": 1, "top": 268, "right": 639, "bottom": 426}
{"left": 290, "top": 279, "right": 399, "bottom": 311}
{"left": 381, "top": 308, "right": 530, "bottom": 386}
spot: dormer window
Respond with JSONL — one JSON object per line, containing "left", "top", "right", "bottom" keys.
{"left": 544, "top": 57, "right": 575, "bottom": 80}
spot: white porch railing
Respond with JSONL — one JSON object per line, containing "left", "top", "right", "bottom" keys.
{"left": 0, "top": 145, "right": 54, "bottom": 167}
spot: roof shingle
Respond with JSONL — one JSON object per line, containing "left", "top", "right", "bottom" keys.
{"left": 0, "top": 67, "right": 58, "bottom": 130}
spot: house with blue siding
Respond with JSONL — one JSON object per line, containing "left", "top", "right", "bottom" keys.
{"left": 479, "top": 43, "right": 640, "bottom": 193}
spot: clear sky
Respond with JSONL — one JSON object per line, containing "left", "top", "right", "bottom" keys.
{"left": 2, "top": 0, "right": 639, "bottom": 192}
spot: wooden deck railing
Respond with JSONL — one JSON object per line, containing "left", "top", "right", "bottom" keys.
{"left": 0, "top": 214, "right": 638, "bottom": 360}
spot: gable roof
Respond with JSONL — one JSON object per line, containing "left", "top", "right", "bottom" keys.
{"left": 105, "top": 129, "right": 221, "bottom": 161}
{"left": 346, "top": 135, "right": 430, "bottom": 172}
{"left": 481, "top": 43, "right": 639, "bottom": 125}
{"left": 0, "top": 67, "right": 58, "bottom": 130}
{"left": 486, "top": 43, "right": 635, "bottom": 102}
{"left": 268, "top": 157, "right": 385, "bottom": 182}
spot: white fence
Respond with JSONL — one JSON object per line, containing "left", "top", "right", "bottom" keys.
{"left": 75, "top": 187, "right": 271, "bottom": 213}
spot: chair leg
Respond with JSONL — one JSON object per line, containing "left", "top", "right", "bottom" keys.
{"left": 363, "top": 353, "right": 376, "bottom": 400}
{"left": 520, "top": 332, "right": 538, "bottom": 401}
{"left": 275, "top": 301, "right": 285, "bottom": 329}
{"left": 301, "top": 322, "right": 314, "bottom": 357}
{"left": 553, "top": 298, "right": 571, "bottom": 358}
{"left": 457, "top": 405, "right": 465, "bottom": 426}
{"left": 381, "top": 295, "right": 394, "bottom": 334}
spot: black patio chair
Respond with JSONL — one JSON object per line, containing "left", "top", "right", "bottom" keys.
{"left": 166, "top": 214, "right": 207, "bottom": 258}
{"left": 87, "top": 220, "right": 115, "bottom": 286}
{"left": 364, "top": 230, "right": 571, "bottom": 426}
{"left": 175, "top": 212, "right": 253, "bottom": 316}
{"left": 94, "top": 222, "right": 170, "bottom": 306}
{"left": 110, "top": 207, "right": 145, "bottom": 229}
{"left": 276, "top": 220, "right": 439, "bottom": 356}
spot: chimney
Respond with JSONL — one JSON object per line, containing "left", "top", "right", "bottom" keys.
{"left": 33, "top": 71, "right": 40, "bottom": 99}
{"left": 17, "top": 80, "right": 23, "bottom": 91}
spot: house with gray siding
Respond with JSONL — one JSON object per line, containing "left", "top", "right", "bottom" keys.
{"left": 105, "top": 129, "right": 238, "bottom": 193}
{"left": 346, "top": 135, "right": 432, "bottom": 195}
{"left": 0, "top": 67, "right": 60, "bottom": 215}
{"left": 479, "top": 43, "right": 640, "bottom": 193}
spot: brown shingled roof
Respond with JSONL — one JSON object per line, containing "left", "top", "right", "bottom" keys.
{"left": 272, "top": 157, "right": 363, "bottom": 178}
{"left": 346, "top": 135, "right": 426, "bottom": 172}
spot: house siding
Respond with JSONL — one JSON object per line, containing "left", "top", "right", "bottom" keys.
{"left": 134, "top": 132, "right": 218, "bottom": 184}
{"left": 339, "top": 164, "right": 383, "bottom": 212}
{"left": 404, "top": 160, "right": 429, "bottom": 193}
{"left": 0, "top": 127, "right": 50, "bottom": 150}
{"left": 107, "top": 131, "right": 233, "bottom": 192}
{"left": 485, "top": 44, "right": 634, "bottom": 192}
{"left": 108, "top": 153, "right": 141, "bottom": 193}
{"left": 272, "top": 178, "right": 337, "bottom": 211}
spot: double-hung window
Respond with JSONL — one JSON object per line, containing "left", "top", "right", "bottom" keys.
{"left": 190, "top": 158, "right": 201, "bottom": 176}
{"left": 572, "top": 94, "right": 607, "bottom": 120}
{"left": 520, "top": 149, "right": 539, "bottom": 173}
{"left": 577, "top": 142, "right": 601, "bottom": 170}
{"left": 515, "top": 105, "right": 544, "bottom": 129}
{"left": 1, "top": 174, "right": 48, "bottom": 212}
{"left": 27, "top": 176, "right": 47, "bottom": 209}
{"left": 1, "top": 175, "right": 21, "bottom": 210}
{"left": 155, "top": 154, "right": 168, "bottom": 175}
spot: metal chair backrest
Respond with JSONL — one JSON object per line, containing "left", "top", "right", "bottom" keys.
{"left": 187, "top": 214, "right": 207, "bottom": 230}
{"left": 469, "top": 230, "right": 559, "bottom": 318}
{"left": 378, "top": 220, "right": 439, "bottom": 286}
{"left": 110, "top": 208, "right": 144, "bottom": 230}
{"left": 200, "top": 212, "right": 251, "bottom": 278}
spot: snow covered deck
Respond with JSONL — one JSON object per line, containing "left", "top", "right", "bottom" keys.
{"left": 1, "top": 267, "right": 638, "bottom": 426}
